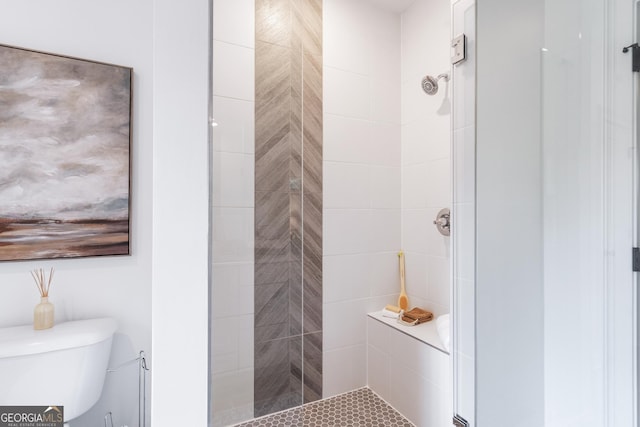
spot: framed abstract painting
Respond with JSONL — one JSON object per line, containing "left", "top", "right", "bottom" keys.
{"left": 0, "top": 44, "right": 132, "bottom": 261}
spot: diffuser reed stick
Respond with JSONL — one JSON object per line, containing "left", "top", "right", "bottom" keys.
{"left": 31, "top": 267, "right": 54, "bottom": 298}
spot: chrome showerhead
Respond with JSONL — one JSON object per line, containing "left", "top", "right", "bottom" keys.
{"left": 421, "top": 73, "right": 449, "bottom": 95}
{"left": 421, "top": 75, "right": 438, "bottom": 95}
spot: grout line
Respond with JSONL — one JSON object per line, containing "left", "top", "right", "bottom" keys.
{"left": 299, "top": 35, "right": 306, "bottom": 406}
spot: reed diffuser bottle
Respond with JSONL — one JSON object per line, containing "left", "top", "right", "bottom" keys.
{"left": 32, "top": 267, "right": 55, "bottom": 330}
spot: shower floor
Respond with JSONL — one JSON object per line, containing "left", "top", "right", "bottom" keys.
{"left": 232, "top": 387, "right": 413, "bottom": 427}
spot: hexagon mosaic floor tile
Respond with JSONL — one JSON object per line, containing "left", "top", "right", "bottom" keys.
{"left": 233, "top": 387, "right": 414, "bottom": 427}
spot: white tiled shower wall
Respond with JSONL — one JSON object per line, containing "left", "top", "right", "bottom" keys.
{"left": 322, "top": 0, "right": 402, "bottom": 397}
{"left": 211, "top": 0, "right": 255, "bottom": 425}
{"left": 400, "top": 0, "right": 451, "bottom": 318}
{"left": 322, "top": 0, "right": 452, "bottom": 398}
{"left": 209, "top": 0, "right": 453, "bottom": 412}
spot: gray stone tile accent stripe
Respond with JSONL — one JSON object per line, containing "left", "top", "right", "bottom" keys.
{"left": 255, "top": 0, "right": 322, "bottom": 418}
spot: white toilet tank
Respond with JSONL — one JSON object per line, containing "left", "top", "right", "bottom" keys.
{"left": 0, "top": 318, "right": 117, "bottom": 423}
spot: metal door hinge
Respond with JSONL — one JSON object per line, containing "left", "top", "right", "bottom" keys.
{"left": 633, "top": 247, "right": 640, "bottom": 272}
{"left": 453, "top": 414, "right": 470, "bottom": 427}
{"left": 622, "top": 43, "right": 640, "bottom": 72}
{"left": 452, "top": 34, "right": 466, "bottom": 65}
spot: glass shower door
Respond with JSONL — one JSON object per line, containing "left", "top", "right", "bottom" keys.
{"left": 542, "top": 0, "right": 636, "bottom": 424}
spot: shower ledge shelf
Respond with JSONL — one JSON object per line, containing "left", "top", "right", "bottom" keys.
{"left": 367, "top": 311, "right": 449, "bottom": 355}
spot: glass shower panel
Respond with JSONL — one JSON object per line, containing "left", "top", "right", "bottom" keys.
{"left": 211, "top": 1, "right": 324, "bottom": 425}
{"left": 210, "top": 1, "right": 256, "bottom": 424}
{"left": 542, "top": 0, "right": 607, "bottom": 424}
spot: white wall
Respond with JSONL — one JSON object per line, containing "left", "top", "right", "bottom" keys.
{"left": 0, "top": 2, "right": 153, "bottom": 426}
{"left": 210, "top": 0, "right": 256, "bottom": 425}
{"left": 0, "top": 1, "right": 211, "bottom": 426}
{"left": 151, "top": 0, "right": 210, "bottom": 426}
{"left": 322, "top": 0, "right": 402, "bottom": 398}
{"left": 400, "top": 0, "right": 451, "bottom": 317}
{"left": 475, "top": 0, "right": 545, "bottom": 425}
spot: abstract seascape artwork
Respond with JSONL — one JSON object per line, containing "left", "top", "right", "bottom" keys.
{"left": 0, "top": 44, "right": 132, "bottom": 261}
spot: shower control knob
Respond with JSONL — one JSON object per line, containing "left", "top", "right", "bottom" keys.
{"left": 433, "top": 208, "right": 451, "bottom": 237}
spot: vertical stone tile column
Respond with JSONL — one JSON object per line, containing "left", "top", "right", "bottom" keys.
{"left": 254, "top": 0, "right": 322, "bottom": 417}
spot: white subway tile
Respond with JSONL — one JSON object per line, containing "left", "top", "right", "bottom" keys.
{"left": 368, "top": 252, "right": 401, "bottom": 297}
{"left": 323, "top": 345, "right": 367, "bottom": 398}
{"left": 212, "top": 41, "right": 254, "bottom": 101}
{"left": 213, "top": 0, "right": 255, "bottom": 48}
{"left": 402, "top": 120, "right": 430, "bottom": 165}
{"left": 371, "top": 77, "right": 401, "bottom": 125}
{"left": 388, "top": 326, "right": 449, "bottom": 387}
{"left": 212, "top": 152, "right": 254, "bottom": 208}
{"left": 323, "top": 0, "right": 371, "bottom": 74}
{"left": 367, "top": 316, "right": 392, "bottom": 352}
{"left": 402, "top": 210, "right": 429, "bottom": 253}
{"left": 387, "top": 364, "right": 431, "bottom": 426}
{"left": 324, "top": 114, "right": 371, "bottom": 164}
{"left": 453, "top": 202, "right": 474, "bottom": 281}
{"left": 402, "top": 164, "right": 429, "bottom": 209}
{"left": 400, "top": 0, "right": 431, "bottom": 84}
{"left": 324, "top": 66, "right": 370, "bottom": 120}
{"left": 370, "top": 166, "right": 401, "bottom": 209}
{"left": 427, "top": 256, "right": 450, "bottom": 309}
{"left": 368, "top": 7, "right": 401, "bottom": 82}
{"left": 401, "top": 0, "right": 450, "bottom": 85}
{"left": 323, "top": 209, "right": 373, "bottom": 255}
{"left": 212, "top": 96, "right": 254, "bottom": 154}
{"left": 369, "top": 209, "right": 401, "bottom": 252}
{"left": 211, "top": 370, "right": 254, "bottom": 417}
{"left": 212, "top": 352, "right": 236, "bottom": 375}
{"left": 211, "top": 263, "right": 254, "bottom": 318}
{"left": 401, "top": 80, "right": 426, "bottom": 125}
{"left": 453, "top": 126, "right": 476, "bottom": 205}
{"left": 212, "top": 208, "right": 254, "bottom": 263}
{"left": 364, "top": 295, "right": 398, "bottom": 314}
{"left": 368, "top": 122, "right": 401, "bottom": 167}
{"left": 323, "top": 254, "right": 371, "bottom": 303}
{"left": 237, "top": 315, "right": 254, "bottom": 369}
{"left": 211, "top": 317, "right": 238, "bottom": 373}
{"left": 404, "top": 250, "right": 428, "bottom": 300}
{"left": 427, "top": 113, "right": 452, "bottom": 160}
{"left": 425, "top": 157, "right": 451, "bottom": 208}
{"left": 367, "top": 344, "right": 389, "bottom": 398}
{"left": 323, "top": 299, "right": 369, "bottom": 350}
{"left": 324, "top": 162, "right": 371, "bottom": 209}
